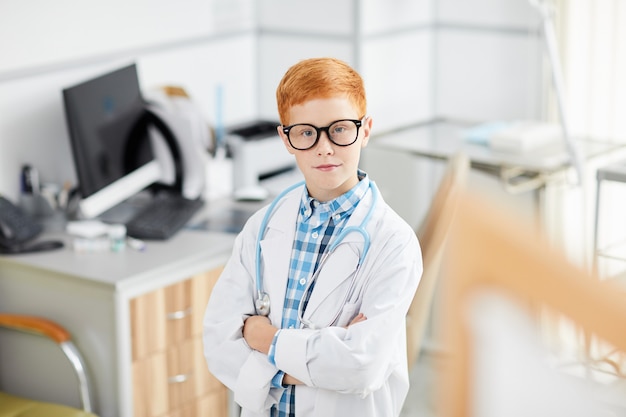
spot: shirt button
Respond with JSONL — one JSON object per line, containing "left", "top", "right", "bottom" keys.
{"left": 333, "top": 214, "right": 341, "bottom": 222}
{"left": 299, "top": 278, "right": 306, "bottom": 286}
{"left": 312, "top": 232, "right": 319, "bottom": 238}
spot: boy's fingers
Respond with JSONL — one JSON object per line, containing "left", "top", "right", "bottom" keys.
{"left": 346, "top": 313, "right": 367, "bottom": 327}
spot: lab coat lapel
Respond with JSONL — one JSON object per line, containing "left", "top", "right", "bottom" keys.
{"left": 303, "top": 190, "right": 374, "bottom": 323}
{"left": 258, "top": 190, "right": 300, "bottom": 324}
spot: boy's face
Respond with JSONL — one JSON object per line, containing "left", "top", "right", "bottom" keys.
{"left": 277, "top": 96, "right": 372, "bottom": 202}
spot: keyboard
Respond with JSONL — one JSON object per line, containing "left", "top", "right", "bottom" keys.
{"left": 125, "top": 194, "right": 204, "bottom": 240}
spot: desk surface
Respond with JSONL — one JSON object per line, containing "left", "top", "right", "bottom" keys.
{"left": 0, "top": 229, "right": 236, "bottom": 294}
{"left": 372, "top": 120, "right": 626, "bottom": 174}
{"left": 0, "top": 171, "right": 306, "bottom": 294}
{"left": 597, "top": 160, "right": 626, "bottom": 183}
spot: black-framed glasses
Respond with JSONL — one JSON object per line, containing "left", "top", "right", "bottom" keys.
{"left": 282, "top": 118, "right": 364, "bottom": 151}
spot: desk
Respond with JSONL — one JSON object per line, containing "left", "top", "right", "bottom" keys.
{"left": 369, "top": 119, "right": 626, "bottom": 372}
{"left": 0, "top": 229, "right": 236, "bottom": 417}
{"left": 372, "top": 119, "right": 626, "bottom": 194}
{"left": 369, "top": 119, "right": 626, "bottom": 260}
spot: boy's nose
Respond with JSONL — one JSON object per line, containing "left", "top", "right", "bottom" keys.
{"left": 315, "top": 131, "right": 334, "bottom": 154}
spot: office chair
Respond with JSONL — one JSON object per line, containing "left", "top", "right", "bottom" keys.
{"left": 406, "top": 152, "right": 470, "bottom": 369}
{"left": 438, "top": 189, "right": 626, "bottom": 417}
{"left": 0, "top": 313, "right": 98, "bottom": 417}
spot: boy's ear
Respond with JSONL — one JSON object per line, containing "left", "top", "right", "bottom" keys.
{"left": 360, "top": 116, "right": 373, "bottom": 148}
{"left": 277, "top": 124, "right": 296, "bottom": 155}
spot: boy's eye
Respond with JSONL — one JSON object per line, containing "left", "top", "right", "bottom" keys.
{"left": 301, "top": 129, "right": 315, "bottom": 138}
{"left": 292, "top": 125, "right": 315, "bottom": 138}
{"left": 331, "top": 126, "right": 346, "bottom": 134}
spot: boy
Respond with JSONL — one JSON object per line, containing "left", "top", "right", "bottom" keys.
{"left": 203, "top": 57, "right": 422, "bottom": 417}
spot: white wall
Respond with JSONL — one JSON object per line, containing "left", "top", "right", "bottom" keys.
{"left": 0, "top": 0, "right": 546, "bottom": 220}
{"left": 435, "top": 0, "right": 544, "bottom": 121}
{"left": 0, "top": 0, "right": 255, "bottom": 75}
{"left": 0, "top": 0, "right": 257, "bottom": 202}
{"left": 257, "top": 0, "right": 435, "bottom": 132}
{"left": 363, "top": 0, "right": 546, "bottom": 228}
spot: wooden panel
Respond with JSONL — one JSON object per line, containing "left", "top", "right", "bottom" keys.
{"left": 131, "top": 267, "right": 228, "bottom": 417}
{"left": 167, "top": 338, "right": 196, "bottom": 410}
{"left": 166, "top": 403, "right": 196, "bottom": 417}
{"left": 191, "top": 268, "right": 223, "bottom": 336}
{"left": 133, "top": 353, "right": 169, "bottom": 417}
{"left": 131, "top": 287, "right": 166, "bottom": 360}
{"left": 192, "top": 337, "right": 223, "bottom": 398}
{"left": 165, "top": 280, "right": 193, "bottom": 345}
{"left": 197, "top": 389, "right": 229, "bottom": 417}
{"left": 132, "top": 360, "right": 148, "bottom": 417}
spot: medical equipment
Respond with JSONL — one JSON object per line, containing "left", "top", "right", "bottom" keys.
{"left": 227, "top": 120, "right": 297, "bottom": 201}
{"left": 254, "top": 180, "right": 378, "bottom": 326}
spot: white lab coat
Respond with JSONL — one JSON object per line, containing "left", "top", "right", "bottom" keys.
{"left": 203, "top": 182, "right": 422, "bottom": 417}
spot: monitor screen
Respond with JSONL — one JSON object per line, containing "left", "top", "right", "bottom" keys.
{"left": 63, "top": 63, "right": 162, "bottom": 219}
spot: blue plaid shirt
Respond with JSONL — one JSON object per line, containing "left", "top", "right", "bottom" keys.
{"left": 268, "top": 172, "right": 369, "bottom": 417}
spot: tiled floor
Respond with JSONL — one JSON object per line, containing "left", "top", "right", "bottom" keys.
{"left": 400, "top": 349, "right": 440, "bottom": 417}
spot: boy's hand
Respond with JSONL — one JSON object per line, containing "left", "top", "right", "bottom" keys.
{"left": 283, "top": 374, "right": 304, "bottom": 386}
{"left": 243, "top": 313, "right": 366, "bottom": 386}
{"left": 243, "top": 315, "right": 278, "bottom": 355}
{"left": 346, "top": 312, "right": 367, "bottom": 327}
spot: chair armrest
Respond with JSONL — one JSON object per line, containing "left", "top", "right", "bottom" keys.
{"left": 0, "top": 313, "right": 70, "bottom": 344}
{"left": 0, "top": 313, "right": 94, "bottom": 413}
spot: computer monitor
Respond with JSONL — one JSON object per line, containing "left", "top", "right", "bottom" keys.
{"left": 62, "top": 63, "right": 162, "bottom": 219}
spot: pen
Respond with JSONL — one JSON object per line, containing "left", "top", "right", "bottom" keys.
{"left": 21, "top": 165, "right": 40, "bottom": 194}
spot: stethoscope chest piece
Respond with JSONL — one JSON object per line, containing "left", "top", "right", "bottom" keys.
{"left": 256, "top": 292, "right": 271, "bottom": 316}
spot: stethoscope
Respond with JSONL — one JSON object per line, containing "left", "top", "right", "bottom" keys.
{"left": 255, "top": 180, "right": 378, "bottom": 328}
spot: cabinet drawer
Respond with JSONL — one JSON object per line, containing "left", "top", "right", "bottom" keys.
{"left": 157, "top": 390, "right": 228, "bottom": 417}
{"left": 131, "top": 287, "right": 166, "bottom": 360}
{"left": 132, "top": 268, "right": 224, "bottom": 360}
{"left": 197, "top": 390, "right": 228, "bottom": 417}
{"left": 131, "top": 281, "right": 193, "bottom": 360}
{"left": 167, "top": 338, "right": 196, "bottom": 410}
{"left": 133, "top": 337, "right": 228, "bottom": 417}
{"left": 133, "top": 352, "right": 168, "bottom": 417}
{"left": 131, "top": 267, "right": 228, "bottom": 417}
{"left": 192, "top": 337, "right": 223, "bottom": 397}
{"left": 191, "top": 268, "right": 222, "bottom": 337}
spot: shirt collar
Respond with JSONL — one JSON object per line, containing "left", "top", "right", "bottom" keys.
{"left": 300, "top": 170, "right": 370, "bottom": 222}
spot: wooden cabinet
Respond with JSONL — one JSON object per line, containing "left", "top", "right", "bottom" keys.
{"left": 131, "top": 268, "right": 227, "bottom": 417}
{"left": 0, "top": 229, "right": 236, "bottom": 417}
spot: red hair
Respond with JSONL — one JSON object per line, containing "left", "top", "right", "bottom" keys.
{"left": 276, "top": 57, "right": 367, "bottom": 125}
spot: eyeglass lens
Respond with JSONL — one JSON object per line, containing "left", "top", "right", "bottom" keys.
{"left": 287, "top": 119, "right": 360, "bottom": 150}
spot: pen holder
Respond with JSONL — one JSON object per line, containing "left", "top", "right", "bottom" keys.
{"left": 19, "top": 194, "right": 55, "bottom": 219}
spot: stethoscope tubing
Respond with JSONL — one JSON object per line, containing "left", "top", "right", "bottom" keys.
{"left": 297, "top": 250, "right": 362, "bottom": 329}
{"left": 255, "top": 181, "right": 305, "bottom": 300}
{"left": 255, "top": 181, "right": 378, "bottom": 324}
